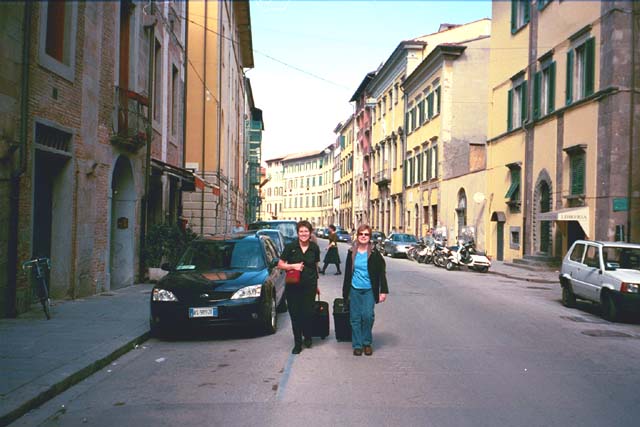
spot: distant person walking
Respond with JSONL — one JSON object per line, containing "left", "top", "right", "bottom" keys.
{"left": 342, "top": 224, "right": 389, "bottom": 356}
{"left": 320, "top": 224, "right": 341, "bottom": 275}
{"left": 232, "top": 220, "right": 245, "bottom": 233}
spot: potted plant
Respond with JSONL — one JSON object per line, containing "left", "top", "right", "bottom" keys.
{"left": 144, "top": 223, "right": 196, "bottom": 281}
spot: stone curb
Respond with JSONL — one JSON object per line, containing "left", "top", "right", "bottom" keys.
{"left": 488, "top": 269, "right": 558, "bottom": 284}
{"left": 0, "top": 332, "right": 150, "bottom": 427}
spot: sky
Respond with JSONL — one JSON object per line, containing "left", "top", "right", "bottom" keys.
{"left": 248, "top": 0, "right": 492, "bottom": 162}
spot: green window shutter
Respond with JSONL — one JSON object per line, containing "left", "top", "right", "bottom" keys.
{"left": 585, "top": 37, "right": 595, "bottom": 96}
{"left": 533, "top": 72, "right": 541, "bottom": 119}
{"left": 507, "top": 89, "right": 513, "bottom": 131}
{"left": 566, "top": 50, "right": 574, "bottom": 105}
{"left": 427, "top": 93, "right": 434, "bottom": 118}
{"left": 511, "top": 0, "right": 518, "bottom": 33}
{"left": 433, "top": 146, "right": 438, "bottom": 178}
{"left": 523, "top": 0, "right": 530, "bottom": 24}
{"left": 571, "top": 153, "right": 585, "bottom": 195}
{"left": 405, "top": 112, "right": 409, "bottom": 130}
{"left": 426, "top": 149, "right": 432, "bottom": 180}
{"left": 521, "top": 81, "right": 528, "bottom": 122}
{"left": 436, "top": 86, "right": 441, "bottom": 113}
{"left": 549, "top": 61, "right": 556, "bottom": 112}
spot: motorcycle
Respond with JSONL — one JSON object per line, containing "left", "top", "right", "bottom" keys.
{"left": 407, "top": 239, "right": 425, "bottom": 262}
{"left": 445, "top": 240, "right": 491, "bottom": 272}
{"left": 417, "top": 240, "right": 436, "bottom": 264}
{"left": 432, "top": 243, "right": 451, "bottom": 268}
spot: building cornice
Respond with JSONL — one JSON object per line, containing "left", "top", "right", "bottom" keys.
{"left": 367, "top": 40, "right": 427, "bottom": 97}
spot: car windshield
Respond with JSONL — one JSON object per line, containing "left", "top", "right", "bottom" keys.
{"left": 393, "top": 234, "right": 417, "bottom": 242}
{"left": 249, "top": 222, "right": 297, "bottom": 239}
{"left": 175, "top": 240, "right": 265, "bottom": 271}
{"left": 602, "top": 246, "right": 640, "bottom": 271}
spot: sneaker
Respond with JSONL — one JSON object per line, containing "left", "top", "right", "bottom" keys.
{"left": 353, "top": 348, "right": 363, "bottom": 356}
{"left": 364, "top": 345, "right": 373, "bottom": 356}
{"left": 304, "top": 338, "right": 312, "bottom": 348}
{"left": 292, "top": 345, "right": 302, "bottom": 354}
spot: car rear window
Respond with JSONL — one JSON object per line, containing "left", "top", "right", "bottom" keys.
{"left": 176, "top": 240, "right": 265, "bottom": 271}
{"left": 602, "top": 246, "right": 640, "bottom": 271}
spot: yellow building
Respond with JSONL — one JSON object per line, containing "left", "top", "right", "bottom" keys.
{"left": 281, "top": 150, "right": 326, "bottom": 226}
{"left": 486, "top": 0, "right": 639, "bottom": 262}
{"left": 402, "top": 33, "right": 491, "bottom": 247}
{"left": 260, "top": 156, "right": 285, "bottom": 220}
{"left": 184, "top": 0, "right": 254, "bottom": 234}
{"left": 337, "top": 117, "right": 355, "bottom": 230}
{"left": 367, "top": 19, "right": 491, "bottom": 236}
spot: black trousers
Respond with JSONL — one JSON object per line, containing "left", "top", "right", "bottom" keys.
{"left": 285, "top": 284, "right": 317, "bottom": 345}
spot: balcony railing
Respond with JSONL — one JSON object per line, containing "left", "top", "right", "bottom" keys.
{"left": 374, "top": 170, "right": 391, "bottom": 187}
{"left": 111, "top": 87, "right": 149, "bottom": 152}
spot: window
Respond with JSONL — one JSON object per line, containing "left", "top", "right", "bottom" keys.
{"left": 566, "top": 37, "right": 595, "bottom": 105}
{"left": 171, "top": 65, "right": 179, "bottom": 135}
{"left": 534, "top": 60, "right": 556, "bottom": 118}
{"left": 38, "top": 1, "right": 78, "bottom": 80}
{"left": 427, "top": 92, "right": 434, "bottom": 119}
{"left": 507, "top": 79, "right": 527, "bottom": 131}
{"left": 435, "top": 86, "right": 441, "bottom": 115}
{"left": 569, "top": 243, "right": 585, "bottom": 262}
{"left": 511, "top": 0, "right": 530, "bottom": 34}
{"left": 583, "top": 245, "right": 600, "bottom": 268}
{"left": 153, "top": 39, "right": 162, "bottom": 121}
{"left": 410, "top": 108, "right": 417, "bottom": 132}
{"left": 505, "top": 163, "right": 521, "bottom": 212}
{"left": 510, "top": 227, "right": 521, "bottom": 249}
{"left": 394, "top": 84, "right": 399, "bottom": 104}
{"left": 382, "top": 97, "right": 387, "bottom": 115}
{"left": 418, "top": 99, "right": 425, "bottom": 124}
{"left": 431, "top": 145, "right": 438, "bottom": 179}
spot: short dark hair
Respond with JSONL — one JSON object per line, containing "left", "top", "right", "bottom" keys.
{"left": 297, "top": 220, "right": 313, "bottom": 232}
{"left": 329, "top": 224, "right": 336, "bottom": 231}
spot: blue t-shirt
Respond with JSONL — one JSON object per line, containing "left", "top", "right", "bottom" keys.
{"left": 352, "top": 251, "right": 371, "bottom": 289}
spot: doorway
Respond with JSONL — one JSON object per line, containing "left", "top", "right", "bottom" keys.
{"left": 110, "top": 156, "right": 136, "bottom": 289}
{"left": 539, "top": 182, "right": 551, "bottom": 254}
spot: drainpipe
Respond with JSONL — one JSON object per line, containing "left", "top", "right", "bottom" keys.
{"left": 627, "top": 2, "right": 637, "bottom": 241}
{"left": 200, "top": 0, "right": 207, "bottom": 235}
{"left": 5, "top": 3, "right": 32, "bottom": 317}
{"left": 216, "top": 0, "right": 223, "bottom": 234}
{"left": 140, "top": 11, "right": 156, "bottom": 282}
{"left": 180, "top": 0, "right": 188, "bottom": 222}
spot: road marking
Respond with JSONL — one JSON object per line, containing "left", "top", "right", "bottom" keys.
{"left": 276, "top": 354, "right": 296, "bottom": 401}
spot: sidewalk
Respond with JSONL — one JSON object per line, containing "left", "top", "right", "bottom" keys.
{"left": 0, "top": 284, "right": 153, "bottom": 427}
{"left": 0, "top": 261, "right": 558, "bottom": 426}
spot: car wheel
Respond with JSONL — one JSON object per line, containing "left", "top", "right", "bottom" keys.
{"left": 478, "top": 266, "right": 489, "bottom": 273}
{"left": 601, "top": 292, "right": 620, "bottom": 322}
{"left": 561, "top": 283, "right": 576, "bottom": 308}
{"left": 261, "top": 291, "right": 277, "bottom": 335}
{"left": 445, "top": 260, "right": 454, "bottom": 271}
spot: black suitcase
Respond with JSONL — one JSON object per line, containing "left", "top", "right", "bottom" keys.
{"left": 312, "top": 296, "right": 330, "bottom": 339}
{"left": 333, "top": 298, "right": 352, "bottom": 342}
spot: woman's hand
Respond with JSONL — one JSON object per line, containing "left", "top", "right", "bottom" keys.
{"left": 379, "top": 293, "right": 387, "bottom": 303}
{"left": 291, "top": 262, "right": 304, "bottom": 271}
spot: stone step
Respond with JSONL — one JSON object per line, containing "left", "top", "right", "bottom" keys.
{"left": 512, "top": 255, "right": 561, "bottom": 269}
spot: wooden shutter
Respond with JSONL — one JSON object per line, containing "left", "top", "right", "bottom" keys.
{"left": 549, "top": 61, "right": 556, "bottom": 112}
{"left": 571, "top": 153, "right": 585, "bottom": 195}
{"left": 533, "top": 72, "right": 541, "bottom": 119}
{"left": 585, "top": 37, "right": 595, "bottom": 96}
{"left": 511, "top": 0, "right": 518, "bottom": 33}
{"left": 566, "top": 50, "right": 574, "bottom": 105}
{"left": 521, "top": 81, "right": 528, "bottom": 123}
{"left": 507, "top": 89, "right": 513, "bottom": 131}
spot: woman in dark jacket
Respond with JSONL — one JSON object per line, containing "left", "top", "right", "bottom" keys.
{"left": 342, "top": 224, "right": 389, "bottom": 356}
{"left": 320, "top": 224, "right": 341, "bottom": 275}
{"left": 278, "top": 220, "right": 320, "bottom": 354}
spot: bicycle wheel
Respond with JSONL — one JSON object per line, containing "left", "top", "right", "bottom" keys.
{"left": 41, "top": 297, "right": 51, "bottom": 320}
{"left": 36, "top": 276, "right": 51, "bottom": 320}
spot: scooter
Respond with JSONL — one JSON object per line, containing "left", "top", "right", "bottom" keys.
{"left": 417, "top": 240, "right": 436, "bottom": 264}
{"left": 432, "top": 243, "right": 451, "bottom": 268}
{"left": 445, "top": 241, "right": 491, "bottom": 272}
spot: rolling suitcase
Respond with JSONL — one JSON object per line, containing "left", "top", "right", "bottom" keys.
{"left": 333, "top": 298, "right": 352, "bottom": 342}
{"left": 312, "top": 295, "right": 330, "bottom": 339}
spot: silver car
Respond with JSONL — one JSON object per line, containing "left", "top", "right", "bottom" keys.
{"left": 256, "top": 229, "right": 286, "bottom": 255}
{"left": 560, "top": 240, "right": 640, "bottom": 321}
{"left": 382, "top": 233, "right": 418, "bottom": 258}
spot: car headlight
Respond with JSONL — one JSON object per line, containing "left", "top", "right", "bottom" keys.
{"left": 231, "top": 284, "right": 262, "bottom": 299}
{"left": 621, "top": 282, "right": 639, "bottom": 294}
{"left": 152, "top": 288, "right": 178, "bottom": 302}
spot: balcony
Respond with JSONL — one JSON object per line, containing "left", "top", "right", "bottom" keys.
{"left": 110, "top": 87, "right": 149, "bottom": 152}
{"left": 374, "top": 170, "right": 391, "bottom": 187}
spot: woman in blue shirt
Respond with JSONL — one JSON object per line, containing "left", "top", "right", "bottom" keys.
{"left": 342, "top": 224, "right": 389, "bottom": 356}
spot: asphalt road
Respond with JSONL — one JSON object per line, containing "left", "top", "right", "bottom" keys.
{"left": 13, "top": 240, "right": 640, "bottom": 427}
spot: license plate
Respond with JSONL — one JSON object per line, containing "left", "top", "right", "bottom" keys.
{"left": 189, "top": 307, "right": 218, "bottom": 318}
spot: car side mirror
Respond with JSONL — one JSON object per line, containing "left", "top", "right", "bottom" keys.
{"left": 161, "top": 263, "right": 173, "bottom": 272}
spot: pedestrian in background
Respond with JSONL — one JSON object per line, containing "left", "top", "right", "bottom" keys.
{"left": 320, "top": 224, "right": 341, "bottom": 275}
{"left": 342, "top": 224, "right": 389, "bottom": 356}
{"left": 232, "top": 220, "right": 245, "bottom": 233}
{"left": 278, "top": 220, "right": 320, "bottom": 354}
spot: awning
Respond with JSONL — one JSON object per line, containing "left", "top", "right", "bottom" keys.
{"left": 537, "top": 206, "right": 589, "bottom": 235}
{"left": 151, "top": 159, "right": 196, "bottom": 191}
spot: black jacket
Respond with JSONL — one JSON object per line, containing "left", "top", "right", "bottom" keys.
{"left": 342, "top": 244, "right": 389, "bottom": 303}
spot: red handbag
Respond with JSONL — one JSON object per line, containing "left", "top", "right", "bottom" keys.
{"left": 285, "top": 269, "right": 301, "bottom": 285}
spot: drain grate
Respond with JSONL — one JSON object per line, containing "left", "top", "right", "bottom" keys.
{"left": 526, "top": 286, "right": 551, "bottom": 290}
{"left": 581, "top": 330, "right": 635, "bottom": 338}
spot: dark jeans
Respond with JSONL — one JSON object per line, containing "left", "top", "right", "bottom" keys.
{"left": 349, "top": 287, "right": 375, "bottom": 349}
{"left": 285, "top": 284, "right": 316, "bottom": 345}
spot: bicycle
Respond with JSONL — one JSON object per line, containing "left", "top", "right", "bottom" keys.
{"left": 22, "top": 257, "right": 52, "bottom": 319}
